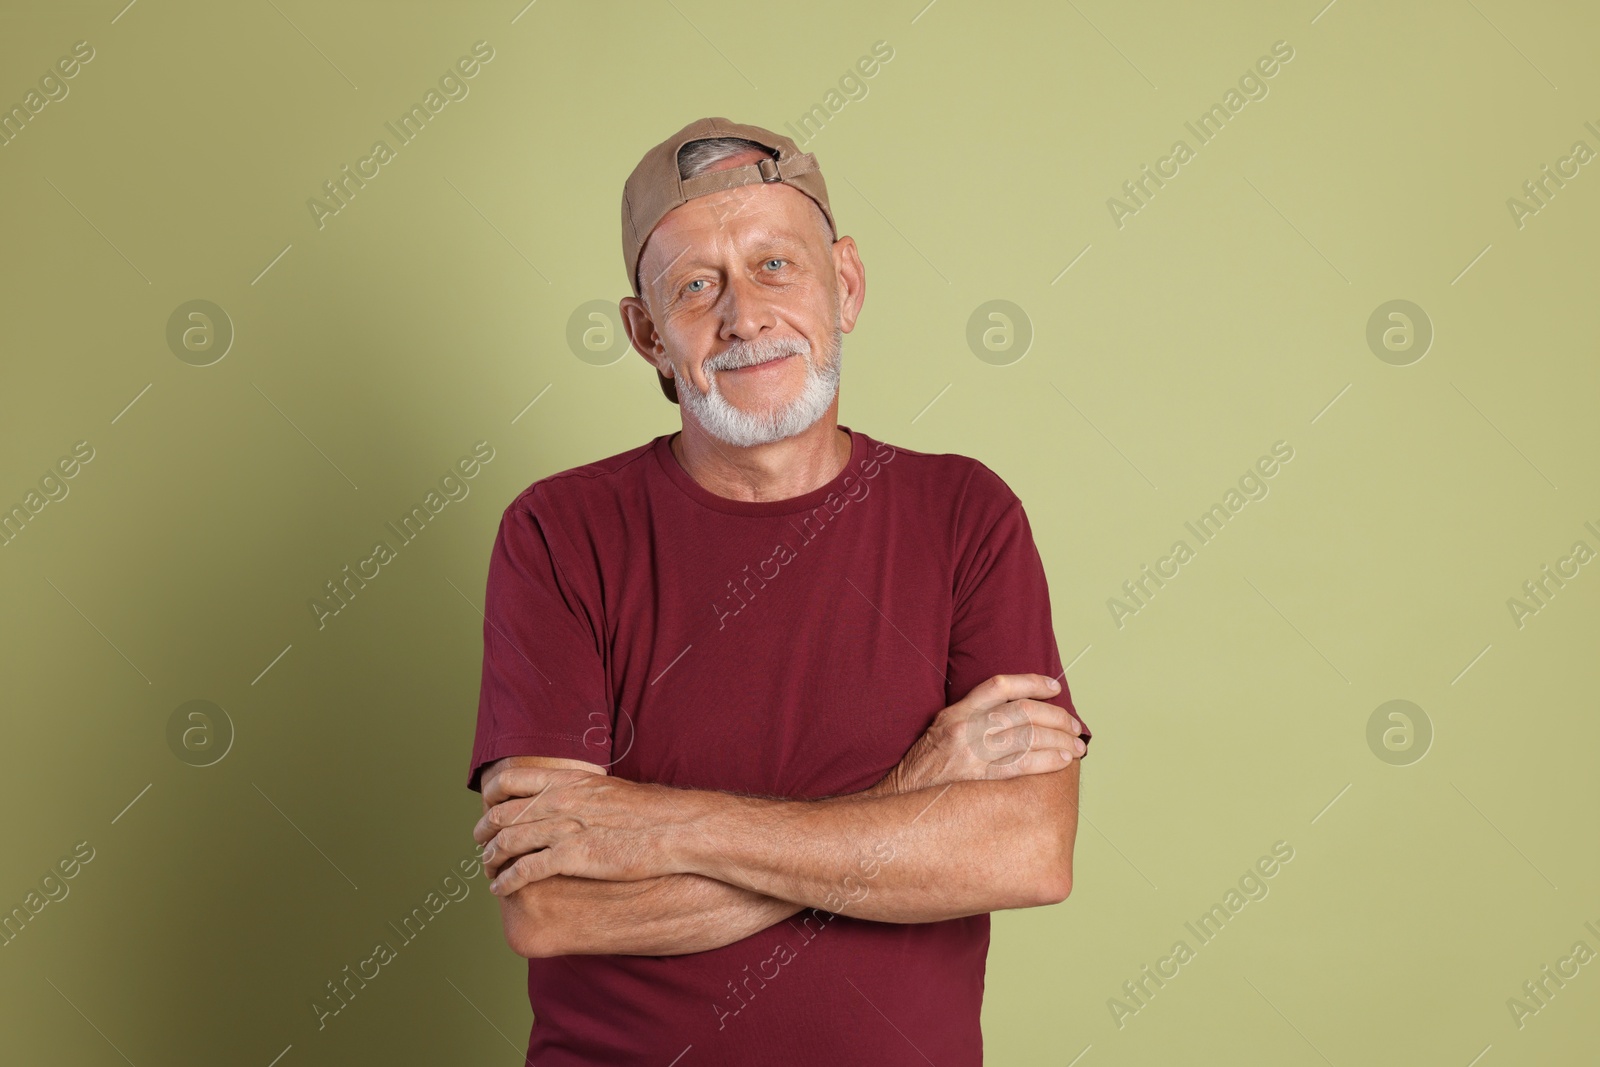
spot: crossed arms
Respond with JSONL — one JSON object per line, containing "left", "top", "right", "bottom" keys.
{"left": 473, "top": 673, "right": 1087, "bottom": 958}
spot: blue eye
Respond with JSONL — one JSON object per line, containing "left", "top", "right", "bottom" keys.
{"left": 764, "top": 258, "right": 786, "bottom": 270}
{"left": 685, "top": 279, "right": 707, "bottom": 293}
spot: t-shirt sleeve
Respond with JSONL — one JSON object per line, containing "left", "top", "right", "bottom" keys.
{"left": 945, "top": 465, "right": 1092, "bottom": 754}
{"left": 467, "top": 492, "right": 613, "bottom": 792}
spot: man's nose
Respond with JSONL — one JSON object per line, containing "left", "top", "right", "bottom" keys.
{"left": 717, "top": 270, "right": 776, "bottom": 341}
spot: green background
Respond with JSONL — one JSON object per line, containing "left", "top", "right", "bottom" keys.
{"left": 2, "top": 1, "right": 1596, "bottom": 1063}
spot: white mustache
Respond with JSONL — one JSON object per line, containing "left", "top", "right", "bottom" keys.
{"left": 705, "top": 336, "right": 811, "bottom": 373}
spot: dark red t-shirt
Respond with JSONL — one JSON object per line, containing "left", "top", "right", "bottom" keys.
{"left": 469, "top": 425, "right": 1090, "bottom": 1066}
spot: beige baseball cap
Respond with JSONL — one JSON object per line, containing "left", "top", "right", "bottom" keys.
{"left": 621, "top": 117, "right": 838, "bottom": 403}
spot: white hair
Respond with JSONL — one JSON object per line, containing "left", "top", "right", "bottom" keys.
{"left": 676, "top": 136, "right": 773, "bottom": 178}
{"left": 675, "top": 137, "right": 834, "bottom": 246}
{"left": 673, "top": 318, "right": 843, "bottom": 448}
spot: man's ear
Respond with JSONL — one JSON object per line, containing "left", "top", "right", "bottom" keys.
{"left": 619, "top": 295, "right": 670, "bottom": 375}
{"left": 830, "top": 235, "right": 866, "bottom": 334}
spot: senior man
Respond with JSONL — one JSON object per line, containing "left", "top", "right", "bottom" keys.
{"left": 467, "top": 117, "right": 1093, "bottom": 1066}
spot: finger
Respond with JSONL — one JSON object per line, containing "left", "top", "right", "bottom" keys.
{"left": 472, "top": 793, "right": 549, "bottom": 846}
{"left": 1002, "top": 699, "right": 1084, "bottom": 736}
{"left": 481, "top": 769, "right": 526, "bottom": 808}
{"left": 989, "top": 745, "right": 1079, "bottom": 779}
{"left": 981, "top": 699, "right": 1077, "bottom": 734}
{"left": 970, "top": 673, "right": 1062, "bottom": 711}
{"left": 481, "top": 822, "right": 561, "bottom": 879}
{"left": 490, "top": 850, "right": 560, "bottom": 896}
{"left": 974, "top": 724, "right": 1080, "bottom": 764}
{"left": 483, "top": 839, "right": 547, "bottom": 882}
{"left": 483, "top": 840, "right": 525, "bottom": 881}
{"left": 483, "top": 766, "right": 563, "bottom": 808}
{"left": 986, "top": 725, "right": 1086, "bottom": 761}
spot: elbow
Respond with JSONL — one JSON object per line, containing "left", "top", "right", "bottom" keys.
{"left": 501, "top": 891, "right": 564, "bottom": 959}
{"left": 1000, "top": 865, "right": 1070, "bottom": 911}
{"left": 1002, "top": 854, "right": 1072, "bottom": 910}
{"left": 519, "top": 933, "right": 565, "bottom": 959}
{"left": 507, "top": 921, "right": 565, "bottom": 959}
{"left": 1036, "top": 868, "right": 1073, "bottom": 907}
{"left": 1029, "top": 827, "right": 1075, "bottom": 906}
{"left": 502, "top": 917, "right": 540, "bottom": 958}
{"left": 507, "top": 923, "right": 558, "bottom": 959}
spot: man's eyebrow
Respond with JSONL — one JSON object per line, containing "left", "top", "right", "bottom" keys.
{"left": 646, "top": 245, "right": 692, "bottom": 293}
{"left": 652, "top": 230, "right": 810, "bottom": 291}
{"left": 739, "top": 228, "right": 808, "bottom": 247}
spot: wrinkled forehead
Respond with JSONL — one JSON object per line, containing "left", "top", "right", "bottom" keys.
{"left": 640, "top": 180, "right": 832, "bottom": 291}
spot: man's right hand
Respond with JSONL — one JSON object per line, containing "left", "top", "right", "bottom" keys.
{"left": 874, "top": 674, "right": 1085, "bottom": 796}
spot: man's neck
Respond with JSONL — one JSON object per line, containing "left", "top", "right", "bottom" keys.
{"left": 670, "top": 414, "right": 851, "bottom": 503}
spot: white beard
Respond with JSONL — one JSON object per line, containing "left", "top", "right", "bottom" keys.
{"left": 672, "top": 325, "right": 842, "bottom": 448}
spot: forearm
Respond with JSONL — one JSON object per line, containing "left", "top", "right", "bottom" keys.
{"left": 489, "top": 774, "right": 896, "bottom": 957}
{"left": 664, "top": 763, "right": 1079, "bottom": 924}
{"left": 502, "top": 871, "right": 803, "bottom": 957}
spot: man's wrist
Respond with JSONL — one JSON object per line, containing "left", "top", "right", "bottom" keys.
{"left": 651, "top": 782, "right": 732, "bottom": 879}
{"left": 657, "top": 786, "right": 806, "bottom": 883}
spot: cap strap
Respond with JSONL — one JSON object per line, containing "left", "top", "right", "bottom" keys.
{"left": 679, "top": 151, "right": 819, "bottom": 199}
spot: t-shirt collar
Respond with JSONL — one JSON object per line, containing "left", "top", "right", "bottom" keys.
{"left": 651, "top": 424, "right": 869, "bottom": 517}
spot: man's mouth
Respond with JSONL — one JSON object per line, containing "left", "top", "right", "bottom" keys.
{"left": 721, "top": 352, "right": 794, "bottom": 373}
